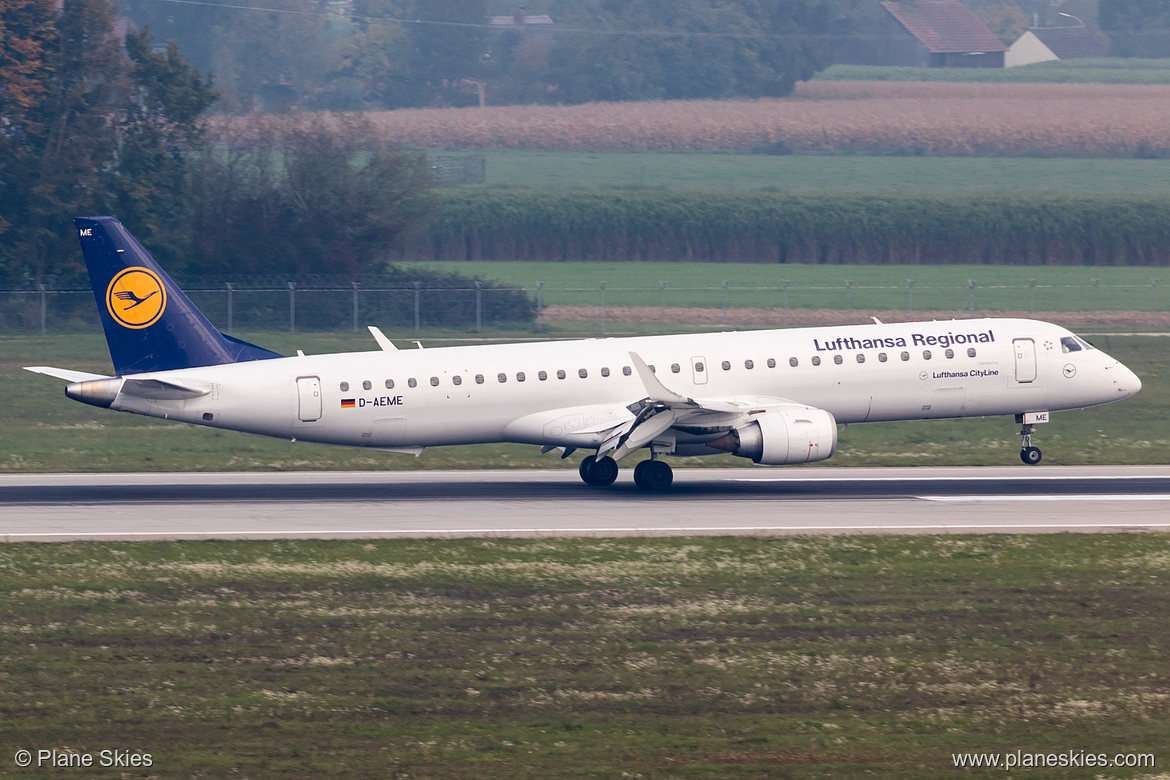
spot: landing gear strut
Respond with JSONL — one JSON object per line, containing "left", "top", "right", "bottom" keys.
{"left": 633, "top": 459, "right": 673, "bottom": 491}
{"left": 1019, "top": 423, "right": 1042, "bottom": 465}
{"left": 579, "top": 454, "right": 619, "bottom": 486}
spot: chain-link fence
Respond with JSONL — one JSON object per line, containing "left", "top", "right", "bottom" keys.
{"left": 1, "top": 276, "right": 1164, "bottom": 336}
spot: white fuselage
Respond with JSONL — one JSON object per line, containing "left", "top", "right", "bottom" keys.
{"left": 101, "top": 318, "right": 1141, "bottom": 458}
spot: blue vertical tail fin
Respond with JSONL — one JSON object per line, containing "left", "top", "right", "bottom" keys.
{"left": 75, "top": 216, "right": 282, "bottom": 375}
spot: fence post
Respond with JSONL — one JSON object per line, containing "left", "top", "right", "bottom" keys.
{"left": 845, "top": 279, "right": 852, "bottom": 313}
{"left": 352, "top": 281, "right": 360, "bottom": 333}
{"left": 413, "top": 281, "right": 422, "bottom": 335}
{"left": 907, "top": 279, "right": 914, "bottom": 316}
{"left": 39, "top": 283, "right": 47, "bottom": 336}
{"left": 721, "top": 280, "right": 728, "bottom": 327}
{"left": 600, "top": 281, "right": 606, "bottom": 335}
{"left": 782, "top": 280, "right": 790, "bottom": 327}
{"left": 966, "top": 279, "right": 976, "bottom": 315}
{"left": 226, "top": 282, "right": 234, "bottom": 331}
{"left": 1091, "top": 278, "right": 1100, "bottom": 319}
{"left": 1028, "top": 279, "right": 1036, "bottom": 316}
{"left": 288, "top": 281, "right": 296, "bottom": 334}
{"left": 1153, "top": 278, "right": 1160, "bottom": 312}
{"left": 659, "top": 280, "right": 666, "bottom": 334}
{"left": 475, "top": 280, "right": 482, "bottom": 334}
{"left": 536, "top": 281, "right": 543, "bottom": 332}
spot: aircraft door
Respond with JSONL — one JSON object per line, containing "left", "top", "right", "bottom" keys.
{"left": 297, "top": 376, "right": 322, "bottom": 422}
{"left": 1013, "top": 338, "right": 1037, "bottom": 384}
{"left": 691, "top": 356, "right": 707, "bottom": 385}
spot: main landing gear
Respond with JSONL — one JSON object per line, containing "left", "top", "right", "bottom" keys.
{"left": 577, "top": 453, "right": 674, "bottom": 491}
{"left": 1019, "top": 422, "right": 1042, "bottom": 465}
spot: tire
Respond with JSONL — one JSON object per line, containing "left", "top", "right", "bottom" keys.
{"left": 1020, "top": 446, "right": 1042, "bottom": 465}
{"left": 592, "top": 456, "right": 619, "bottom": 486}
{"left": 636, "top": 460, "right": 673, "bottom": 492}
{"left": 579, "top": 455, "right": 600, "bottom": 485}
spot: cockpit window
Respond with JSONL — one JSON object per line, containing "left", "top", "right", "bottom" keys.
{"left": 1076, "top": 336, "right": 1096, "bottom": 350}
{"left": 1060, "top": 336, "right": 1081, "bottom": 353}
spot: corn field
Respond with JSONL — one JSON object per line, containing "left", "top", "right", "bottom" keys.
{"left": 214, "top": 82, "right": 1170, "bottom": 156}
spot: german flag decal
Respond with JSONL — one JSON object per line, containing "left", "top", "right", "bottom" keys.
{"left": 341, "top": 398, "right": 356, "bottom": 408}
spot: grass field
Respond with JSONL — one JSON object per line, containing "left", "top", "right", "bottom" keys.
{"left": 816, "top": 59, "right": 1170, "bottom": 84}
{"left": 452, "top": 151, "right": 1170, "bottom": 195}
{"left": 404, "top": 262, "right": 1169, "bottom": 314}
{"left": 7, "top": 331, "right": 1165, "bottom": 472}
{"left": 2, "top": 535, "right": 1168, "bottom": 778}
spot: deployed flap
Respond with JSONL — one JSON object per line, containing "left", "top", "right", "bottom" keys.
{"left": 121, "top": 377, "right": 211, "bottom": 400}
{"left": 368, "top": 326, "right": 398, "bottom": 351}
{"left": 611, "top": 410, "right": 679, "bottom": 461}
{"left": 24, "top": 366, "right": 110, "bottom": 383}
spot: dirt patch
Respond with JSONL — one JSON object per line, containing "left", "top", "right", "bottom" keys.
{"left": 543, "top": 306, "right": 1170, "bottom": 329}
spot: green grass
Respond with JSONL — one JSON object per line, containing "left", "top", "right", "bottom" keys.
{"left": 404, "top": 261, "right": 1169, "bottom": 313}
{"left": 6, "top": 331, "right": 1166, "bottom": 472}
{"left": 817, "top": 59, "right": 1170, "bottom": 83}
{"left": 447, "top": 151, "right": 1170, "bottom": 195}
{"left": 2, "top": 535, "right": 1168, "bottom": 778}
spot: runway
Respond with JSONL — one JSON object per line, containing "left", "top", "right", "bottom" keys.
{"left": 2, "top": 466, "right": 1169, "bottom": 541}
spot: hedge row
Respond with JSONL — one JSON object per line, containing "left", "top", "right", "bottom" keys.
{"left": 409, "top": 191, "right": 1170, "bottom": 266}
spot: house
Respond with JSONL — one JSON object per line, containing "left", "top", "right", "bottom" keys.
{"left": 1005, "top": 25, "right": 1108, "bottom": 67}
{"left": 489, "top": 8, "right": 563, "bottom": 38}
{"left": 837, "top": 0, "right": 1008, "bottom": 68}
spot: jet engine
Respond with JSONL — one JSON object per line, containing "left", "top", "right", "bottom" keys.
{"left": 707, "top": 408, "right": 837, "bottom": 465}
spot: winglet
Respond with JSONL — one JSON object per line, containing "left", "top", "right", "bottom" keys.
{"left": 368, "top": 326, "right": 398, "bottom": 351}
{"left": 627, "top": 351, "right": 691, "bottom": 405}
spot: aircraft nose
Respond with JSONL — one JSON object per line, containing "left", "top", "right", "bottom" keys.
{"left": 1115, "top": 362, "right": 1142, "bottom": 398}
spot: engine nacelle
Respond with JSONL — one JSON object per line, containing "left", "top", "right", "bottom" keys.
{"left": 709, "top": 408, "right": 837, "bottom": 465}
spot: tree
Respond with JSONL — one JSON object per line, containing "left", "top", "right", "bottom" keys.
{"left": 406, "top": 0, "right": 488, "bottom": 106}
{"left": 1100, "top": 0, "right": 1170, "bottom": 56}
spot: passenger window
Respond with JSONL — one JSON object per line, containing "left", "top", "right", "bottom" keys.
{"left": 923, "top": 350, "right": 932, "bottom": 360}
{"left": 557, "top": 370, "right": 566, "bottom": 380}
{"left": 812, "top": 356, "right": 821, "bottom": 366}
{"left": 578, "top": 368, "right": 588, "bottom": 378}
{"left": 671, "top": 363, "right": 681, "bottom": 373}
{"left": 745, "top": 359, "right": 754, "bottom": 370}
{"left": 340, "top": 382, "right": 349, "bottom": 392}
{"left": 475, "top": 374, "right": 484, "bottom": 384}
{"left": 721, "top": 361, "right": 731, "bottom": 371}
{"left": 856, "top": 353, "right": 865, "bottom": 364}
{"left": 538, "top": 371, "right": 548, "bottom": 381}
{"left": 649, "top": 365, "right": 656, "bottom": 373}
{"left": 517, "top": 372, "right": 526, "bottom": 382}
{"left": 408, "top": 378, "right": 417, "bottom": 388}
{"left": 498, "top": 373, "right": 507, "bottom": 383}
{"left": 834, "top": 355, "right": 843, "bottom": 365}
{"left": 789, "top": 357, "right": 798, "bottom": 367}
{"left": 767, "top": 358, "right": 776, "bottom": 368}
{"left": 901, "top": 351, "right": 910, "bottom": 361}
{"left": 362, "top": 380, "right": 372, "bottom": 390}
{"left": 385, "top": 379, "right": 395, "bottom": 389}
{"left": 429, "top": 377, "right": 439, "bottom": 387}
{"left": 453, "top": 375, "right": 462, "bottom": 386}
{"left": 695, "top": 362, "right": 705, "bottom": 372}
{"left": 967, "top": 348, "right": 977, "bottom": 358}
{"left": 601, "top": 367, "right": 610, "bottom": 377}
{"left": 622, "top": 366, "right": 632, "bottom": 376}
{"left": 945, "top": 349, "right": 954, "bottom": 359}
{"left": 878, "top": 353, "right": 887, "bottom": 363}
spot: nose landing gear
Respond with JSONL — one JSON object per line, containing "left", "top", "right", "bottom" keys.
{"left": 1018, "top": 422, "right": 1042, "bottom": 465}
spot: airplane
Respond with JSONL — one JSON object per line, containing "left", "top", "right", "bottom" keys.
{"left": 25, "top": 217, "right": 1142, "bottom": 491}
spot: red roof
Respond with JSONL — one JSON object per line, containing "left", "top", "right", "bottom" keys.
{"left": 881, "top": 1, "right": 1008, "bottom": 53}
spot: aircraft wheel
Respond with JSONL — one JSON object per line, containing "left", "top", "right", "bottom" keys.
{"left": 634, "top": 460, "right": 673, "bottom": 492}
{"left": 1020, "top": 446, "right": 1042, "bottom": 465}
{"left": 592, "top": 456, "right": 619, "bottom": 486}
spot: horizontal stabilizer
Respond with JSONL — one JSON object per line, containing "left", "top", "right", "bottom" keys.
{"left": 24, "top": 366, "right": 110, "bottom": 383}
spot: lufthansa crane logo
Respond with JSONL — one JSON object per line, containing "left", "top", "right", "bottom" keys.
{"left": 106, "top": 267, "right": 167, "bottom": 329}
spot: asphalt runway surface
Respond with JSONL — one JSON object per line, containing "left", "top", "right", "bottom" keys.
{"left": 2, "top": 466, "right": 1169, "bottom": 541}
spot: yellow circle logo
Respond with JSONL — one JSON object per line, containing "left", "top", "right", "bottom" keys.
{"left": 106, "top": 267, "right": 167, "bottom": 329}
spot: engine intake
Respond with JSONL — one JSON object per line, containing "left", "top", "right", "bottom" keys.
{"left": 708, "top": 409, "right": 837, "bottom": 465}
